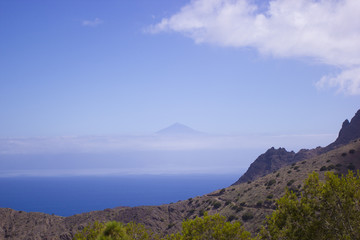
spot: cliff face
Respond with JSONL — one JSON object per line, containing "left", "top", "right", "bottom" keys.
{"left": 232, "top": 147, "right": 296, "bottom": 185}
{"left": 233, "top": 109, "right": 360, "bottom": 185}
{"left": 327, "top": 109, "right": 360, "bottom": 149}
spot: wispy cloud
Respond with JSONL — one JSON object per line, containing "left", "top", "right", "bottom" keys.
{"left": 149, "top": 0, "right": 360, "bottom": 95}
{"left": 82, "top": 18, "right": 103, "bottom": 27}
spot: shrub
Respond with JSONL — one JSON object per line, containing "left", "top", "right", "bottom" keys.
{"left": 256, "top": 201, "right": 263, "bottom": 208}
{"left": 347, "top": 163, "right": 356, "bottom": 170}
{"left": 170, "top": 212, "right": 253, "bottom": 240}
{"left": 227, "top": 215, "right": 237, "bottom": 222}
{"left": 242, "top": 212, "right": 254, "bottom": 222}
{"left": 74, "top": 221, "right": 153, "bottom": 240}
{"left": 287, "top": 179, "right": 295, "bottom": 186}
{"left": 327, "top": 164, "right": 335, "bottom": 170}
{"left": 266, "top": 179, "right": 276, "bottom": 186}
{"left": 235, "top": 206, "right": 244, "bottom": 213}
{"left": 261, "top": 171, "right": 360, "bottom": 240}
{"left": 168, "top": 223, "right": 175, "bottom": 229}
{"left": 198, "top": 209, "right": 205, "bottom": 217}
{"left": 213, "top": 202, "right": 222, "bottom": 209}
{"left": 320, "top": 166, "right": 327, "bottom": 171}
{"left": 349, "top": 149, "right": 356, "bottom": 154}
{"left": 342, "top": 152, "right": 347, "bottom": 157}
{"left": 219, "top": 188, "right": 226, "bottom": 195}
{"left": 267, "top": 194, "right": 274, "bottom": 199}
{"left": 74, "top": 221, "right": 105, "bottom": 240}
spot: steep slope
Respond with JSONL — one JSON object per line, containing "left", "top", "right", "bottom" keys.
{"left": 233, "top": 109, "right": 360, "bottom": 185}
{"left": 232, "top": 147, "right": 296, "bottom": 184}
{"left": 327, "top": 109, "right": 360, "bottom": 149}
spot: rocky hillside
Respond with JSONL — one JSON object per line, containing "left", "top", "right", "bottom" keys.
{"left": 233, "top": 109, "right": 360, "bottom": 185}
{"left": 232, "top": 147, "right": 322, "bottom": 185}
{"left": 327, "top": 109, "right": 360, "bottom": 149}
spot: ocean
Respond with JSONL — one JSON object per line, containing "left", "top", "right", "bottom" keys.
{"left": 0, "top": 174, "right": 240, "bottom": 217}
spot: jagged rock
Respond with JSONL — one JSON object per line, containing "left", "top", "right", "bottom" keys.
{"left": 328, "top": 109, "right": 360, "bottom": 148}
{"left": 232, "top": 147, "right": 296, "bottom": 185}
{"left": 233, "top": 109, "right": 360, "bottom": 185}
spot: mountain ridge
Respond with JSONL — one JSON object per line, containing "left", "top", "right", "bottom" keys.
{"left": 232, "top": 109, "right": 360, "bottom": 185}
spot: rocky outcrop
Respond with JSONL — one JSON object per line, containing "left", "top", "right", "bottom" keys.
{"left": 327, "top": 109, "right": 360, "bottom": 149}
{"left": 233, "top": 109, "right": 360, "bottom": 185}
{"left": 232, "top": 147, "right": 296, "bottom": 185}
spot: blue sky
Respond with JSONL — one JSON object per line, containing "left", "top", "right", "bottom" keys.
{"left": 1, "top": 0, "right": 359, "bottom": 139}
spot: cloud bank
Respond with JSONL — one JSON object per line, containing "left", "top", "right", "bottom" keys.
{"left": 0, "top": 133, "right": 335, "bottom": 154}
{"left": 149, "top": 0, "right": 360, "bottom": 95}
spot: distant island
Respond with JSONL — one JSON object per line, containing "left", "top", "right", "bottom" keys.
{"left": 156, "top": 123, "right": 204, "bottom": 136}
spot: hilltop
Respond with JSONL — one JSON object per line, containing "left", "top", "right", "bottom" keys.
{"left": 1, "top": 110, "right": 360, "bottom": 239}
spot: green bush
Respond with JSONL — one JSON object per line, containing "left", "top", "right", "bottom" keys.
{"left": 260, "top": 171, "right": 360, "bottom": 240}
{"left": 166, "top": 212, "right": 253, "bottom": 240}
{"left": 74, "top": 221, "right": 153, "bottom": 240}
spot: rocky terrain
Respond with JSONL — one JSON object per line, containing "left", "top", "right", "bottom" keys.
{"left": 233, "top": 109, "right": 360, "bottom": 185}
{"left": 1, "top": 110, "right": 360, "bottom": 240}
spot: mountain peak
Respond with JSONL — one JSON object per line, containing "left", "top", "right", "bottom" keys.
{"left": 156, "top": 123, "right": 202, "bottom": 136}
{"left": 329, "top": 109, "right": 360, "bottom": 148}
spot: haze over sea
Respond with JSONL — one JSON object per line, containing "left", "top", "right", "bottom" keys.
{"left": 0, "top": 123, "right": 337, "bottom": 216}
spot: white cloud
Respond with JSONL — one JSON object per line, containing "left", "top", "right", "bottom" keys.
{"left": 317, "top": 67, "right": 360, "bottom": 95}
{"left": 149, "top": 0, "right": 360, "bottom": 95}
{"left": 82, "top": 18, "right": 103, "bottom": 27}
